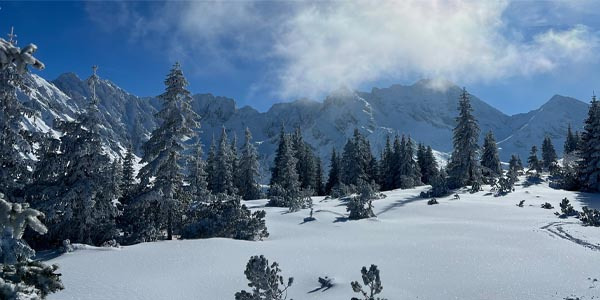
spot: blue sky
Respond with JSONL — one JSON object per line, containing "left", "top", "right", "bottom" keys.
{"left": 3, "top": 1, "right": 600, "bottom": 114}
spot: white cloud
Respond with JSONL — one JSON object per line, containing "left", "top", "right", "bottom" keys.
{"left": 87, "top": 0, "right": 600, "bottom": 100}
{"left": 271, "top": 0, "right": 599, "bottom": 98}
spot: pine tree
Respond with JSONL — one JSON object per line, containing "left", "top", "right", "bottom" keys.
{"left": 541, "top": 136, "right": 558, "bottom": 171}
{"left": 206, "top": 135, "right": 217, "bottom": 192}
{"left": 238, "top": 128, "right": 262, "bottom": 200}
{"left": 211, "top": 127, "right": 237, "bottom": 195}
{"left": 27, "top": 67, "right": 119, "bottom": 246}
{"left": 396, "top": 136, "right": 420, "bottom": 189}
{"left": 132, "top": 62, "right": 200, "bottom": 241}
{"left": 268, "top": 131, "right": 303, "bottom": 211}
{"left": 527, "top": 145, "right": 542, "bottom": 173}
{"left": 325, "top": 148, "right": 341, "bottom": 195}
{"left": 111, "top": 158, "right": 123, "bottom": 201}
{"left": 188, "top": 141, "right": 209, "bottom": 200}
{"left": 448, "top": 88, "right": 481, "bottom": 189}
{"left": 270, "top": 125, "right": 288, "bottom": 188}
{"left": 420, "top": 145, "right": 439, "bottom": 185}
{"left": 341, "top": 129, "right": 375, "bottom": 187}
{"left": 508, "top": 154, "right": 521, "bottom": 174}
{"left": 314, "top": 157, "right": 325, "bottom": 196}
{"left": 380, "top": 136, "right": 395, "bottom": 190}
{"left": 235, "top": 255, "right": 293, "bottom": 300}
{"left": 121, "top": 144, "right": 136, "bottom": 199}
{"left": 564, "top": 124, "right": 579, "bottom": 155}
{"left": 0, "top": 194, "right": 63, "bottom": 299}
{"left": 291, "top": 128, "right": 317, "bottom": 193}
{"left": 579, "top": 95, "right": 600, "bottom": 191}
{"left": 480, "top": 130, "right": 502, "bottom": 179}
{"left": 0, "top": 54, "right": 37, "bottom": 202}
{"left": 231, "top": 133, "right": 241, "bottom": 193}
{"left": 350, "top": 264, "right": 387, "bottom": 300}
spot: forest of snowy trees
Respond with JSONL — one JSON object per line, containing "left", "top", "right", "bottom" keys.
{"left": 3, "top": 40, "right": 600, "bottom": 299}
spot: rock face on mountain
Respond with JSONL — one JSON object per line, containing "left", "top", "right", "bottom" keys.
{"left": 17, "top": 72, "right": 588, "bottom": 181}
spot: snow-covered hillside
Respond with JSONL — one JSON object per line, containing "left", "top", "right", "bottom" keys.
{"left": 48, "top": 178, "right": 600, "bottom": 300}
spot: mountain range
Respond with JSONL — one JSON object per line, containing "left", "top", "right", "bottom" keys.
{"left": 17, "top": 73, "right": 589, "bottom": 181}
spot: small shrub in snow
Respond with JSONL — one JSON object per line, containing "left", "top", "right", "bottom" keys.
{"left": 516, "top": 200, "right": 525, "bottom": 207}
{"left": 495, "top": 175, "right": 515, "bottom": 196}
{"left": 541, "top": 202, "right": 554, "bottom": 209}
{"left": 347, "top": 181, "right": 376, "bottom": 220}
{"left": 182, "top": 194, "right": 268, "bottom": 241}
{"left": 350, "top": 264, "right": 387, "bottom": 300}
{"left": 331, "top": 183, "right": 353, "bottom": 199}
{"left": 555, "top": 198, "right": 578, "bottom": 218}
{"left": 235, "top": 255, "right": 293, "bottom": 300}
{"left": 580, "top": 207, "right": 600, "bottom": 227}
{"left": 422, "top": 169, "right": 449, "bottom": 198}
{"left": 427, "top": 198, "right": 439, "bottom": 205}
{"left": 318, "top": 276, "right": 334, "bottom": 289}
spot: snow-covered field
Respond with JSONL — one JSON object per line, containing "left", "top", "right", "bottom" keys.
{"left": 48, "top": 177, "right": 600, "bottom": 300}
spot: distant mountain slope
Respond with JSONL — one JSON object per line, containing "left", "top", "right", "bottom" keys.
{"left": 17, "top": 72, "right": 589, "bottom": 181}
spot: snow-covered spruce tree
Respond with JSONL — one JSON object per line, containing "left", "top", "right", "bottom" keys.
{"left": 448, "top": 88, "right": 481, "bottom": 189}
{"left": 396, "top": 136, "right": 421, "bottom": 189}
{"left": 426, "top": 167, "right": 450, "bottom": 197}
{"left": 325, "top": 148, "right": 341, "bottom": 195}
{"left": 564, "top": 123, "right": 579, "bottom": 155}
{"left": 579, "top": 95, "right": 600, "bottom": 191}
{"left": 211, "top": 127, "right": 237, "bottom": 195}
{"left": 380, "top": 136, "right": 395, "bottom": 190}
{"left": 416, "top": 143, "right": 439, "bottom": 185}
{"left": 527, "top": 145, "right": 542, "bottom": 174}
{"left": 182, "top": 193, "right": 268, "bottom": 240}
{"left": 131, "top": 62, "right": 200, "bottom": 241}
{"left": 292, "top": 128, "right": 317, "bottom": 193}
{"left": 350, "top": 264, "right": 387, "bottom": 300}
{"left": 26, "top": 67, "right": 118, "bottom": 246}
{"left": 268, "top": 129, "right": 304, "bottom": 211}
{"left": 187, "top": 141, "right": 210, "bottom": 201}
{"left": 541, "top": 136, "right": 558, "bottom": 171}
{"left": 111, "top": 158, "right": 123, "bottom": 202}
{"left": 480, "top": 130, "right": 502, "bottom": 180}
{"left": 231, "top": 133, "right": 241, "bottom": 193}
{"left": 0, "top": 194, "right": 63, "bottom": 299}
{"left": 235, "top": 255, "right": 293, "bottom": 300}
{"left": 341, "top": 129, "right": 376, "bottom": 187}
{"left": 347, "top": 180, "right": 377, "bottom": 220}
{"left": 206, "top": 135, "right": 218, "bottom": 192}
{"left": 0, "top": 56, "right": 37, "bottom": 202}
{"left": 508, "top": 155, "right": 522, "bottom": 174}
{"left": 314, "top": 157, "right": 325, "bottom": 196}
{"left": 239, "top": 128, "right": 262, "bottom": 200}
{"left": 121, "top": 144, "right": 136, "bottom": 200}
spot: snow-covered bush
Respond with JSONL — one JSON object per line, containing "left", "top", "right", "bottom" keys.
{"left": 331, "top": 183, "right": 354, "bottom": 199}
{"left": 495, "top": 175, "right": 514, "bottom": 196}
{"left": 0, "top": 194, "right": 63, "bottom": 299}
{"left": 350, "top": 264, "right": 387, "bottom": 300}
{"left": 580, "top": 207, "right": 600, "bottom": 227}
{"left": 235, "top": 255, "right": 293, "bottom": 300}
{"left": 422, "top": 169, "right": 449, "bottom": 198}
{"left": 516, "top": 200, "right": 525, "bottom": 207}
{"left": 347, "top": 181, "right": 376, "bottom": 220}
{"left": 267, "top": 184, "right": 308, "bottom": 212}
{"left": 182, "top": 194, "right": 268, "bottom": 241}
{"left": 427, "top": 198, "right": 439, "bottom": 205}
{"left": 555, "top": 198, "right": 578, "bottom": 218}
{"left": 541, "top": 202, "right": 554, "bottom": 209}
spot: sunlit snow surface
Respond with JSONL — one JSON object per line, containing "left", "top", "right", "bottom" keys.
{"left": 49, "top": 177, "right": 600, "bottom": 300}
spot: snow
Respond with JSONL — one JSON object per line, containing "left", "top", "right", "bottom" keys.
{"left": 47, "top": 176, "right": 600, "bottom": 300}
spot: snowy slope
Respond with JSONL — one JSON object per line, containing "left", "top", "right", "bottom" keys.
{"left": 48, "top": 178, "right": 600, "bottom": 300}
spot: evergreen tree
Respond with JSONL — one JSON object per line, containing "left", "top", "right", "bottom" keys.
{"left": 480, "top": 130, "right": 502, "bottom": 178}
{"left": 291, "top": 128, "right": 317, "bottom": 193}
{"left": 314, "top": 157, "right": 325, "bottom": 196}
{"left": 238, "top": 128, "right": 262, "bottom": 200}
{"left": 27, "top": 67, "right": 118, "bottom": 246}
{"left": 347, "top": 180, "right": 377, "bottom": 220}
{"left": 341, "top": 129, "right": 375, "bottom": 186}
{"left": 231, "top": 133, "right": 240, "bottom": 193}
{"left": 527, "top": 145, "right": 542, "bottom": 173}
{"left": 564, "top": 123, "right": 579, "bottom": 154}
{"left": 111, "top": 158, "right": 123, "bottom": 201}
{"left": 448, "top": 88, "right": 481, "bottom": 188}
{"left": 350, "top": 264, "right": 387, "bottom": 300}
{"left": 132, "top": 62, "right": 200, "bottom": 241}
{"left": 427, "top": 167, "right": 449, "bottom": 197}
{"left": 508, "top": 154, "right": 522, "bottom": 174}
{"left": 270, "top": 125, "right": 288, "bottom": 188}
{"left": 0, "top": 194, "right": 63, "bottom": 299}
{"left": 188, "top": 141, "right": 209, "bottom": 200}
{"left": 235, "top": 255, "right": 293, "bottom": 300}
{"left": 325, "top": 148, "right": 341, "bottom": 195}
{"left": 268, "top": 130, "right": 303, "bottom": 211}
{"left": 206, "top": 135, "right": 218, "bottom": 192}
{"left": 380, "top": 136, "right": 395, "bottom": 190}
{"left": 579, "top": 95, "right": 600, "bottom": 191}
{"left": 541, "top": 136, "right": 558, "bottom": 171}
{"left": 419, "top": 145, "right": 439, "bottom": 185}
{"left": 121, "top": 144, "right": 136, "bottom": 199}
{"left": 0, "top": 53, "right": 37, "bottom": 201}
{"left": 391, "top": 135, "right": 402, "bottom": 189}
{"left": 213, "top": 127, "right": 237, "bottom": 195}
